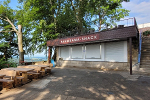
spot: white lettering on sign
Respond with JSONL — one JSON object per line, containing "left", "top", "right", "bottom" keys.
{"left": 60, "top": 34, "right": 99, "bottom": 44}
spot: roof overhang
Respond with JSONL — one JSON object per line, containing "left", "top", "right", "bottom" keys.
{"left": 47, "top": 26, "right": 139, "bottom": 47}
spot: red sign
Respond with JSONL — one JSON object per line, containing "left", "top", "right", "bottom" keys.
{"left": 60, "top": 34, "right": 99, "bottom": 44}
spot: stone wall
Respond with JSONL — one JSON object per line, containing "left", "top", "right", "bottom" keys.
{"left": 127, "top": 39, "right": 139, "bottom": 66}
{"left": 56, "top": 60, "right": 129, "bottom": 71}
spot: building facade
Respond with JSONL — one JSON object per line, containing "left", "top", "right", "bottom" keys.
{"left": 47, "top": 19, "right": 139, "bottom": 72}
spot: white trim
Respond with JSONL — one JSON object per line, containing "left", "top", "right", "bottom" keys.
{"left": 124, "top": 41, "right": 128, "bottom": 62}
{"left": 101, "top": 43, "right": 105, "bottom": 61}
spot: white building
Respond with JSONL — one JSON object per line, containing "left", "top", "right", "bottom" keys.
{"left": 47, "top": 19, "right": 139, "bottom": 72}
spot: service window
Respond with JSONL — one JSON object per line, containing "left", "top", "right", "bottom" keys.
{"left": 85, "top": 44, "right": 101, "bottom": 59}
{"left": 60, "top": 46, "right": 70, "bottom": 59}
{"left": 105, "top": 41, "right": 124, "bottom": 62}
{"left": 71, "top": 45, "right": 83, "bottom": 59}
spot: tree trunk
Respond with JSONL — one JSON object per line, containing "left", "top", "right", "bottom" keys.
{"left": 18, "top": 25, "right": 24, "bottom": 63}
{"left": 79, "top": 21, "right": 84, "bottom": 35}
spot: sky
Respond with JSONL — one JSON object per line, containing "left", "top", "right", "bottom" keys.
{"left": 122, "top": 0, "right": 150, "bottom": 25}
{"left": 1, "top": 0, "right": 150, "bottom": 57}
{"left": 3, "top": 0, "right": 150, "bottom": 25}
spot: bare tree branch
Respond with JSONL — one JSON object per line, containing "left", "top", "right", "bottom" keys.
{"left": 0, "top": 16, "right": 7, "bottom": 22}
{"left": 5, "top": 17, "right": 18, "bottom": 35}
{"left": 0, "top": 16, "right": 18, "bottom": 35}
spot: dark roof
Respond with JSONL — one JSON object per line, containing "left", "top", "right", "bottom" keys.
{"left": 47, "top": 26, "right": 139, "bottom": 46}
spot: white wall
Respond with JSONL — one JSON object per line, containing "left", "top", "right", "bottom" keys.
{"left": 58, "top": 41, "right": 127, "bottom": 62}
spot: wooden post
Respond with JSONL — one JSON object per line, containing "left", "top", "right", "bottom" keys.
{"left": 48, "top": 46, "right": 51, "bottom": 63}
{"left": 129, "top": 38, "right": 132, "bottom": 75}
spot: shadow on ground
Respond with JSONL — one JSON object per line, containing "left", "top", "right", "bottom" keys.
{"left": 0, "top": 67, "right": 150, "bottom": 100}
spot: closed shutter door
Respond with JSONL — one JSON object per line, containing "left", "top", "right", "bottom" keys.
{"left": 71, "top": 45, "right": 83, "bottom": 59}
{"left": 60, "top": 46, "right": 69, "bottom": 59}
{"left": 85, "top": 44, "right": 101, "bottom": 59}
{"left": 105, "top": 41, "right": 124, "bottom": 62}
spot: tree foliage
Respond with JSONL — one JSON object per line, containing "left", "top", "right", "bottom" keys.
{"left": 0, "top": 0, "right": 18, "bottom": 60}
{"left": 0, "top": 0, "right": 24, "bottom": 63}
{"left": 89, "top": 0, "right": 130, "bottom": 31}
{"left": 0, "top": 0, "right": 130, "bottom": 58}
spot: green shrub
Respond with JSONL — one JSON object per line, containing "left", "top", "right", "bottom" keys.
{"left": 8, "top": 60, "right": 18, "bottom": 68}
{"left": 143, "top": 31, "right": 150, "bottom": 36}
{"left": 0, "top": 58, "right": 8, "bottom": 69}
{"left": 0, "top": 57, "right": 17, "bottom": 69}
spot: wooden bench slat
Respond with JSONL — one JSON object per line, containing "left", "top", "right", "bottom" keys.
{"left": 0, "top": 79, "right": 14, "bottom": 83}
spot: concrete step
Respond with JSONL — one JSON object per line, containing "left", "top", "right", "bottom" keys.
{"left": 141, "top": 55, "right": 150, "bottom": 58}
{"left": 141, "top": 46, "right": 150, "bottom": 48}
{"left": 142, "top": 43, "right": 150, "bottom": 45}
{"left": 140, "top": 60, "right": 150, "bottom": 62}
{"left": 142, "top": 45, "right": 150, "bottom": 48}
{"left": 140, "top": 62, "right": 150, "bottom": 65}
{"left": 139, "top": 68, "right": 150, "bottom": 73}
{"left": 141, "top": 57, "right": 150, "bottom": 60}
{"left": 142, "top": 41, "right": 150, "bottom": 43}
{"left": 141, "top": 49, "right": 150, "bottom": 52}
{"left": 140, "top": 65, "right": 150, "bottom": 68}
{"left": 141, "top": 50, "right": 150, "bottom": 52}
{"left": 141, "top": 58, "right": 150, "bottom": 60}
{"left": 141, "top": 52, "right": 150, "bottom": 54}
{"left": 141, "top": 53, "right": 150, "bottom": 55}
{"left": 141, "top": 47, "right": 150, "bottom": 49}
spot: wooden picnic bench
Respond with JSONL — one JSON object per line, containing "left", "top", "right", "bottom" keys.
{"left": 0, "top": 74, "right": 5, "bottom": 79}
{"left": 27, "top": 65, "right": 47, "bottom": 77}
{"left": 34, "top": 64, "right": 52, "bottom": 75}
{"left": 0, "top": 70, "right": 16, "bottom": 90}
{"left": 0, "top": 69, "right": 25, "bottom": 87}
{"left": 17, "top": 66, "right": 41, "bottom": 79}
{"left": 2, "top": 68, "right": 34, "bottom": 84}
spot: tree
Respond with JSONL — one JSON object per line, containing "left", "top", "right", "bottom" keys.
{"left": 17, "top": 0, "right": 62, "bottom": 55}
{"left": 89, "top": 0, "right": 130, "bottom": 31}
{"left": 16, "top": 0, "right": 130, "bottom": 59}
{"left": 0, "top": 0, "right": 24, "bottom": 63}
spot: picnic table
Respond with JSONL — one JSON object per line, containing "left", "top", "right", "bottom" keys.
{"left": 36, "top": 64, "right": 52, "bottom": 74}
{"left": 27, "top": 65, "right": 48, "bottom": 76}
{"left": 0, "top": 74, "right": 5, "bottom": 79}
{"left": 17, "top": 65, "right": 41, "bottom": 71}
{"left": 2, "top": 68, "right": 34, "bottom": 84}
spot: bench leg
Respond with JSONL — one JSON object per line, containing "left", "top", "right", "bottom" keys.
{"left": 2, "top": 82, "right": 14, "bottom": 90}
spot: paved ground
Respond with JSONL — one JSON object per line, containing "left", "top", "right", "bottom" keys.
{"left": 0, "top": 67, "right": 150, "bottom": 100}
